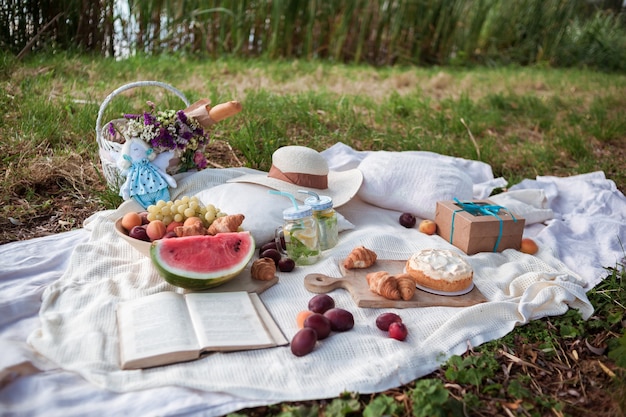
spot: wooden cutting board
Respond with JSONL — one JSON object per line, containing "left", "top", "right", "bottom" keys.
{"left": 304, "top": 260, "right": 487, "bottom": 308}
{"left": 184, "top": 268, "right": 278, "bottom": 294}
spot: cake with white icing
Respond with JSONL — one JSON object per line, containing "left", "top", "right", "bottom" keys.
{"left": 405, "top": 249, "right": 473, "bottom": 293}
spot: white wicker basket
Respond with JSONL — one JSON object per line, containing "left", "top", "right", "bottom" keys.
{"left": 95, "top": 81, "right": 190, "bottom": 190}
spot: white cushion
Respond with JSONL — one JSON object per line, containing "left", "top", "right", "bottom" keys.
{"left": 195, "top": 182, "right": 354, "bottom": 245}
{"left": 357, "top": 152, "right": 474, "bottom": 219}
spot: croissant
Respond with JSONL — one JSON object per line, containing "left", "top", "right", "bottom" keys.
{"left": 366, "top": 271, "right": 401, "bottom": 300}
{"left": 207, "top": 214, "right": 245, "bottom": 235}
{"left": 343, "top": 246, "right": 377, "bottom": 269}
{"left": 396, "top": 273, "right": 416, "bottom": 301}
{"left": 251, "top": 258, "right": 276, "bottom": 281}
{"left": 175, "top": 222, "right": 206, "bottom": 237}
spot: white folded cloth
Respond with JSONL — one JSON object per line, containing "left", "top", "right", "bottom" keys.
{"left": 489, "top": 189, "right": 554, "bottom": 225}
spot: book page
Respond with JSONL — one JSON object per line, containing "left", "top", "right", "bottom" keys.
{"left": 184, "top": 291, "right": 275, "bottom": 350}
{"left": 248, "top": 293, "right": 289, "bottom": 346}
{"left": 117, "top": 291, "right": 200, "bottom": 366}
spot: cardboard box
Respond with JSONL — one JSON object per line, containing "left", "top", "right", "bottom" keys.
{"left": 435, "top": 200, "right": 525, "bottom": 255}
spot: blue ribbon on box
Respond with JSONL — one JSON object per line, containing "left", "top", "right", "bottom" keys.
{"left": 450, "top": 198, "right": 518, "bottom": 252}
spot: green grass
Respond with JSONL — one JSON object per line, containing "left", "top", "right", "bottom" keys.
{"left": 2, "top": 53, "right": 625, "bottom": 220}
{"left": 1, "top": 53, "right": 625, "bottom": 415}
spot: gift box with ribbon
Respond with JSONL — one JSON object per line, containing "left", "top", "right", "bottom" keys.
{"left": 435, "top": 198, "right": 525, "bottom": 255}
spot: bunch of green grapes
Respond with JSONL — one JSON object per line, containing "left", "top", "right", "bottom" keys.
{"left": 146, "top": 196, "right": 226, "bottom": 226}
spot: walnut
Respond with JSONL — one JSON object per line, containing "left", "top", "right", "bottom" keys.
{"left": 251, "top": 258, "right": 276, "bottom": 281}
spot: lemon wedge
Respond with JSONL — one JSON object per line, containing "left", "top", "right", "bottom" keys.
{"left": 291, "top": 228, "right": 318, "bottom": 249}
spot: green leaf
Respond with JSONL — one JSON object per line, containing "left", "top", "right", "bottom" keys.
{"left": 608, "top": 331, "right": 626, "bottom": 368}
{"left": 507, "top": 379, "right": 531, "bottom": 399}
{"left": 324, "top": 397, "right": 361, "bottom": 417}
{"left": 363, "top": 395, "right": 404, "bottom": 417}
{"left": 559, "top": 324, "right": 579, "bottom": 338}
{"left": 607, "top": 311, "right": 624, "bottom": 325}
{"left": 275, "top": 404, "right": 319, "bottom": 417}
{"left": 411, "top": 379, "right": 450, "bottom": 417}
{"left": 443, "top": 354, "right": 498, "bottom": 388}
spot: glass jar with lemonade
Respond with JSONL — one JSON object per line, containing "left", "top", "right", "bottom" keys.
{"left": 302, "top": 193, "right": 338, "bottom": 251}
{"left": 276, "top": 205, "right": 321, "bottom": 265}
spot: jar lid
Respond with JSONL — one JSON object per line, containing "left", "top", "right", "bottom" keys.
{"left": 304, "top": 195, "right": 333, "bottom": 211}
{"left": 283, "top": 205, "right": 313, "bottom": 220}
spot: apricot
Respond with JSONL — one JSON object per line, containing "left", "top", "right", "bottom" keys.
{"left": 520, "top": 238, "right": 539, "bottom": 255}
{"left": 121, "top": 212, "right": 142, "bottom": 232}
{"left": 146, "top": 219, "right": 167, "bottom": 241}
{"left": 296, "top": 310, "right": 314, "bottom": 329}
{"left": 418, "top": 219, "right": 437, "bottom": 235}
{"left": 184, "top": 216, "right": 204, "bottom": 227}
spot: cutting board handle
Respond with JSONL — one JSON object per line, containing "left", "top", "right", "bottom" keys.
{"left": 304, "top": 273, "right": 351, "bottom": 294}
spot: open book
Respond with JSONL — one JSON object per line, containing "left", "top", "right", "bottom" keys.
{"left": 117, "top": 290, "right": 288, "bottom": 370}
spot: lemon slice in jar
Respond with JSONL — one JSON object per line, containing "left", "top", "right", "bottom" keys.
{"left": 291, "top": 228, "right": 318, "bottom": 249}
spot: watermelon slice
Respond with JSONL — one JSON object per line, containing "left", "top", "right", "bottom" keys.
{"left": 150, "top": 231, "right": 256, "bottom": 290}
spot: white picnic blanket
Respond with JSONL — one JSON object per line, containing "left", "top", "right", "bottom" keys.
{"left": 2, "top": 143, "right": 625, "bottom": 417}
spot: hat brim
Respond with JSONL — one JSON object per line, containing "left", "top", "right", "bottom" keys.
{"left": 227, "top": 168, "right": 363, "bottom": 208}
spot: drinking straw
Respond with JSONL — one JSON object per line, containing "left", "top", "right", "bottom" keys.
{"left": 298, "top": 190, "right": 320, "bottom": 201}
{"left": 269, "top": 190, "right": 299, "bottom": 209}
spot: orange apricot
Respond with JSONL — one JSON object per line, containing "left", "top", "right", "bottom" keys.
{"left": 418, "top": 219, "right": 437, "bottom": 235}
{"left": 296, "top": 310, "right": 315, "bottom": 329}
{"left": 146, "top": 219, "right": 167, "bottom": 241}
{"left": 520, "top": 238, "right": 539, "bottom": 255}
{"left": 184, "top": 216, "right": 204, "bottom": 227}
{"left": 121, "top": 212, "right": 142, "bottom": 232}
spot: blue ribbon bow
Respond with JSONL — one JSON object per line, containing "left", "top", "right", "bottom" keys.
{"left": 450, "top": 198, "right": 517, "bottom": 252}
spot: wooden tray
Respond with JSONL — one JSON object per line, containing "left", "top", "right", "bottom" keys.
{"left": 183, "top": 268, "right": 278, "bottom": 294}
{"left": 304, "top": 260, "right": 487, "bottom": 308}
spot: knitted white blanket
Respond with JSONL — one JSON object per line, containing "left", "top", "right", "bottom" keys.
{"left": 3, "top": 143, "right": 625, "bottom": 416}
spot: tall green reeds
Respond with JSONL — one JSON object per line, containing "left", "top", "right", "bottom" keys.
{"left": 113, "top": 0, "right": 626, "bottom": 70}
{"left": 2, "top": 0, "right": 625, "bottom": 71}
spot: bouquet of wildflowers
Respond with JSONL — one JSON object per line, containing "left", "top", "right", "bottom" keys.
{"left": 108, "top": 101, "right": 209, "bottom": 171}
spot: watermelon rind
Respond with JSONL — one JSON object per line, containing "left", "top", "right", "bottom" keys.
{"left": 150, "top": 231, "right": 256, "bottom": 290}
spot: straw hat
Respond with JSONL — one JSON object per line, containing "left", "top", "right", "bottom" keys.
{"left": 228, "top": 146, "right": 363, "bottom": 207}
